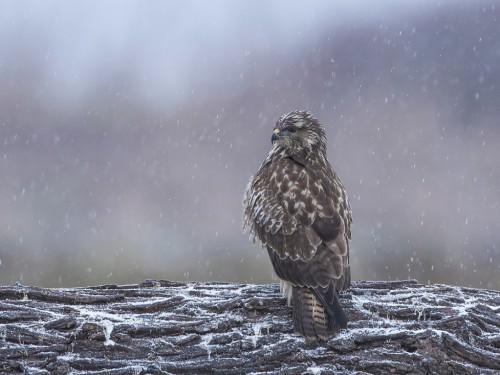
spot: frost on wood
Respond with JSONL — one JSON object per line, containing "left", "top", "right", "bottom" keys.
{"left": 0, "top": 280, "right": 499, "bottom": 375}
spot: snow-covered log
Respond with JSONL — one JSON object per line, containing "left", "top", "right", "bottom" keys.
{"left": 0, "top": 279, "right": 499, "bottom": 374}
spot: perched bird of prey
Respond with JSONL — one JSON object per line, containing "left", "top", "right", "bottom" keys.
{"left": 243, "top": 110, "right": 352, "bottom": 341}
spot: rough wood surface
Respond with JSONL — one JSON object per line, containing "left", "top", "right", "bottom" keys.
{"left": 0, "top": 279, "right": 499, "bottom": 374}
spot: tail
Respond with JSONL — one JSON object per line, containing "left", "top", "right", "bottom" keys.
{"left": 292, "top": 285, "right": 347, "bottom": 341}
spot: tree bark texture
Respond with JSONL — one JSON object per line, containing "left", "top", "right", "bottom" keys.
{"left": 0, "top": 279, "right": 499, "bottom": 374}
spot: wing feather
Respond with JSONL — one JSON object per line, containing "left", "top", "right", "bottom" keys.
{"left": 245, "top": 157, "right": 349, "bottom": 263}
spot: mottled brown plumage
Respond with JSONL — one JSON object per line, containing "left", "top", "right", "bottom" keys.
{"left": 243, "top": 110, "right": 352, "bottom": 341}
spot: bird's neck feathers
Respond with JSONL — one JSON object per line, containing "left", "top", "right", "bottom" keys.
{"left": 262, "top": 139, "right": 327, "bottom": 168}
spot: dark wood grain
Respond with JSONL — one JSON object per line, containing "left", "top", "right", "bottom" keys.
{"left": 1, "top": 280, "right": 499, "bottom": 374}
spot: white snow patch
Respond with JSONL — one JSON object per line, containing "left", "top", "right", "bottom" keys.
{"left": 415, "top": 307, "right": 426, "bottom": 321}
{"left": 77, "top": 308, "right": 125, "bottom": 322}
{"left": 101, "top": 319, "right": 115, "bottom": 346}
{"left": 130, "top": 366, "right": 146, "bottom": 375}
{"left": 307, "top": 366, "right": 323, "bottom": 375}
{"left": 201, "top": 333, "right": 213, "bottom": 360}
{"left": 251, "top": 322, "right": 269, "bottom": 348}
{"left": 57, "top": 353, "right": 79, "bottom": 362}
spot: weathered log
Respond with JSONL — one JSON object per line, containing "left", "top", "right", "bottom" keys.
{"left": 0, "top": 280, "right": 499, "bottom": 374}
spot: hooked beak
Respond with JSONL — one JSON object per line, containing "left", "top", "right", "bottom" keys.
{"left": 271, "top": 128, "right": 280, "bottom": 144}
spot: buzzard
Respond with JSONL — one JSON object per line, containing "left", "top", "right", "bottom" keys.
{"left": 243, "top": 110, "right": 352, "bottom": 341}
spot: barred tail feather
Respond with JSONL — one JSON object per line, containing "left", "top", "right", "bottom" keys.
{"left": 312, "top": 282, "right": 348, "bottom": 333}
{"left": 292, "top": 286, "right": 347, "bottom": 341}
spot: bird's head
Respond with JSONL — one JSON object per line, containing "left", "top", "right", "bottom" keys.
{"left": 271, "top": 110, "right": 327, "bottom": 156}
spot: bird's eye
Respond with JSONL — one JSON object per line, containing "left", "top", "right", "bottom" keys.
{"left": 284, "top": 127, "right": 296, "bottom": 134}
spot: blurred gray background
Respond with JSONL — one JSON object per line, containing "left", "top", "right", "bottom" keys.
{"left": 1, "top": 1, "right": 499, "bottom": 289}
